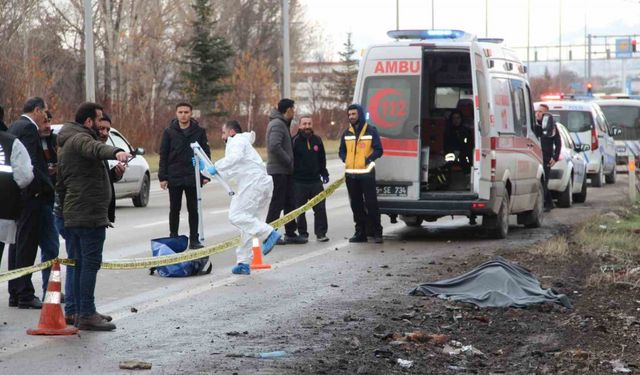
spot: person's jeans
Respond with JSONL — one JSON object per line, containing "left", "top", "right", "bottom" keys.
{"left": 64, "top": 226, "right": 106, "bottom": 317}
{"left": 39, "top": 202, "right": 60, "bottom": 293}
{"left": 543, "top": 163, "right": 553, "bottom": 207}
{"left": 294, "top": 181, "right": 328, "bottom": 237}
{"left": 266, "top": 174, "right": 297, "bottom": 237}
{"left": 168, "top": 185, "right": 199, "bottom": 241}
{"left": 55, "top": 215, "right": 74, "bottom": 316}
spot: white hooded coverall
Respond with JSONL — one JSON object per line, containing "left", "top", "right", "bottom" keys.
{"left": 214, "top": 131, "right": 274, "bottom": 264}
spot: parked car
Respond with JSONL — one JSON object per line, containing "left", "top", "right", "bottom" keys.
{"left": 534, "top": 100, "right": 619, "bottom": 187}
{"left": 595, "top": 99, "right": 640, "bottom": 165}
{"left": 547, "top": 123, "right": 589, "bottom": 207}
{"left": 52, "top": 124, "right": 151, "bottom": 207}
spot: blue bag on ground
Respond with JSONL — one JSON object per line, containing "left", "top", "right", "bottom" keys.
{"left": 150, "top": 235, "right": 212, "bottom": 277}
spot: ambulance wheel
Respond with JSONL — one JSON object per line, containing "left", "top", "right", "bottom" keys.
{"left": 573, "top": 176, "right": 588, "bottom": 203}
{"left": 483, "top": 193, "right": 509, "bottom": 239}
{"left": 557, "top": 177, "right": 572, "bottom": 208}
{"left": 133, "top": 174, "right": 150, "bottom": 207}
{"left": 519, "top": 181, "right": 544, "bottom": 228}
{"left": 402, "top": 216, "right": 423, "bottom": 227}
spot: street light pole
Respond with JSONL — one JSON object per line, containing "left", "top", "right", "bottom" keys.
{"left": 396, "top": 0, "right": 399, "bottom": 30}
{"left": 83, "top": 0, "right": 96, "bottom": 102}
{"left": 558, "top": 0, "right": 562, "bottom": 88}
{"left": 485, "top": 0, "right": 489, "bottom": 38}
{"left": 431, "top": 0, "right": 435, "bottom": 30}
{"left": 282, "top": 0, "right": 291, "bottom": 98}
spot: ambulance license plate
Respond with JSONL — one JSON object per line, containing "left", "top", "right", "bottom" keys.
{"left": 376, "top": 185, "right": 408, "bottom": 197}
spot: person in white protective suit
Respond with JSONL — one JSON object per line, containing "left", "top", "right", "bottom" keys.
{"left": 205, "top": 120, "right": 281, "bottom": 275}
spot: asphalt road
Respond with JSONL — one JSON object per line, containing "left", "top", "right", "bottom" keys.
{"left": 0, "top": 161, "right": 631, "bottom": 374}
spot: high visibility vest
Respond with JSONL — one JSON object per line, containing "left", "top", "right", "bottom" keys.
{"left": 344, "top": 123, "right": 374, "bottom": 174}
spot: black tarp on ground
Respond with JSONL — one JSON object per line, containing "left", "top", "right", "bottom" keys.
{"left": 410, "top": 257, "right": 572, "bottom": 308}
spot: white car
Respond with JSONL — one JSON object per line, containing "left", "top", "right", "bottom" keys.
{"left": 535, "top": 100, "right": 619, "bottom": 187}
{"left": 547, "top": 123, "right": 589, "bottom": 207}
{"left": 52, "top": 124, "right": 151, "bottom": 207}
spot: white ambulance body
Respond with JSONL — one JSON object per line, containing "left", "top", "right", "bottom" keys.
{"left": 353, "top": 30, "right": 544, "bottom": 238}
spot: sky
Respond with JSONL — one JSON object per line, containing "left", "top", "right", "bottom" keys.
{"left": 300, "top": 0, "right": 640, "bottom": 62}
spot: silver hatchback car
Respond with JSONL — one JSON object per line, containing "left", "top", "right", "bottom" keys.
{"left": 52, "top": 124, "right": 151, "bottom": 207}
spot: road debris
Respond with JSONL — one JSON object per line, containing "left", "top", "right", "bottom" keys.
{"left": 256, "top": 351, "right": 289, "bottom": 358}
{"left": 119, "top": 360, "right": 152, "bottom": 370}
{"left": 610, "top": 359, "right": 632, "bottom": 373}
{"left": 396, "top": 358, "right": 413, "bottom": 368}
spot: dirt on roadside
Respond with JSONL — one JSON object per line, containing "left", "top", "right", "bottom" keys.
{"left": 274, "top": 207, "right": 640, "bottom": 375}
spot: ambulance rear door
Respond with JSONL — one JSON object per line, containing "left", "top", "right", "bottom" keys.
{"left": 357, "top": 45, "right": 422, "bottom": 200}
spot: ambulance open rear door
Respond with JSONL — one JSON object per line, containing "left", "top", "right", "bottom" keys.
{"left": 357, "top": 45, "right": 423, "bottom": 201}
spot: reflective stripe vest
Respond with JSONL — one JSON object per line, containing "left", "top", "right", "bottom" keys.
{"left": 0, "top": 134, "right": 22, "bottom": 220}
{"left": 344, "top": 123, "right": 374, "bottom": 173}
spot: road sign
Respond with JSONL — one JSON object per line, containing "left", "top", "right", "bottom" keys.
{"left": 616, "top": 38, "right": 632, "bottom": 59}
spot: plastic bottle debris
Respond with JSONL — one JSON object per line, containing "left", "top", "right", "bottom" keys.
{"left": 256, "top": 351, "right": 289, "bottom": 358}
{"left": 397, "top": 358, "right": 414, "bottom": 368}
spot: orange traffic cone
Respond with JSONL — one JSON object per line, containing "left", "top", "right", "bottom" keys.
{"left": 250, "top": 238, "right": 271, "bottom": 270}
{"left": 27, "top": 260, "right": 78, "bottom": 336}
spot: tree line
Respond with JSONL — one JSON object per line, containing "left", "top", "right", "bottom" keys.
{"left": 0, "top": 0, "right": 358, "bottom": 151}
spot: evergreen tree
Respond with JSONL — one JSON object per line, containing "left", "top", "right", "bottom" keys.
{"left": 331, "top": 33, "right": 358, "bottom": 108}
{"left": 182, "top": 0, "right": 234, "bottom": 114}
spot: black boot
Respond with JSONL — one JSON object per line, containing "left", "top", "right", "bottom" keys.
{"left": 349, "top": 232, "right": 367, "bottom": 243}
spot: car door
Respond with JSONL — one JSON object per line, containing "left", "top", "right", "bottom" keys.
{"left": 108, "top": 130, "right": 139, "bottom": 196}
{"left": 595, "top": 108, "right": 616, "bottom": 172}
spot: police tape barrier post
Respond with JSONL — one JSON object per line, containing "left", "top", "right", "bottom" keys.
{"left": 0, "top": 177, "right": 346, "bottom": 281}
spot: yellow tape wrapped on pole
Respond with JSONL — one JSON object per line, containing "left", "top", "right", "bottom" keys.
{"left": 0, "top": 177, "right": 345, "bottom": 281}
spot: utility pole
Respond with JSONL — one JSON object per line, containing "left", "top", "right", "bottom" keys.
{"left": 282, "top": 0, "right": 291, "bottom": 98}
{"left": 587, "top": 34, "right": 592, "bottom": 79}
{"left": 485, "top": 0, "right": 489, "bottom": 38}
{"left": 396, "top": 0, "right": 399, "bottom": 30}
{"left": 558, "top": 0, "right": 562, "bottom": 88}
{"left": 526, "top": 0, "right": 530, "bottom": 77}
{"left": 431, "top": 0, "right": 435, "bottom": 30}
{"left": 83, "top": 0, "right": 96, "bottom": 102}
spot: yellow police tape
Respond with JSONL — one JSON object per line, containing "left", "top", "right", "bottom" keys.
{"left": 0, "top": 177, "right": 346, "bottom": 283}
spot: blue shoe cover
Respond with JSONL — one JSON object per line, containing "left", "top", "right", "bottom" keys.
{"left": 231, "top": 263, "right": 250, "bottom": 275}
{"left": 262, "top": 230, "right": 281, "bottom": 256}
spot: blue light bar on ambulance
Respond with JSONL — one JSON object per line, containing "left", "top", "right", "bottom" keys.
{"left": 387, "top": 29, "right": 469, "bottom": 40}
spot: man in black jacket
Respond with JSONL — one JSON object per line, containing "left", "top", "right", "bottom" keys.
{"left": 292, "top": 115, "right": 329, "bottom": 242}
{"left": 535, "top": 104, "right": 562, "bottom": 212}
{"left": 158, "top": 102, "right": 210, "bottom": 249}
{"left": 7, "top": 97, "right": 52, "bottom": 309}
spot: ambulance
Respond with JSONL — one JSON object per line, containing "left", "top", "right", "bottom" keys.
{"left": 353, "top": 29, "right": 544, "bottom": 238}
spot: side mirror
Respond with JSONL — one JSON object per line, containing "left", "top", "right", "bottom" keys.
{"left": 574, "top": 144, "right": 591, "bottom": 152}
{"left": 134, "top": 147, "right": 145, "bottom": 156}
{"left": 610, "top": 127, "right": 622, "bottom": 136}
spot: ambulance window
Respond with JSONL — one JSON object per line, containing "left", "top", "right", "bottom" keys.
{"left": 361, "top": 76, "right": 420, "bottom": 138}
{"left": 509, "top": 79, "right": 527, "bottom": 137}
{"left": 475, "top": 70, "right": 490, "bottom": 135}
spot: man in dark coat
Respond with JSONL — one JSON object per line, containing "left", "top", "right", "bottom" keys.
{"left": 57, "top": 102, "right": 130, "bottom": 331}
{"left": 292, "top": 114, "right": 329, "bottom": 242}
{"left": 265, "top": 98, "right": 307, "bottom": 245}
{"left": 0, "top": 104, "right": 8, "bottom": 263}
{"left": 158, "top": 102, "right": 210, "bottom": 249}
{"left": 535, "top": 104, "right": 562, "bottom": 212}
{"left": 7, "top": 97, "right": 52, "bottom": 309}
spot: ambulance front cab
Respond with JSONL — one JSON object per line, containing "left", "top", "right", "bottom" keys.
{"left": 354, "top": 30, "right": 545, "bottom": 239}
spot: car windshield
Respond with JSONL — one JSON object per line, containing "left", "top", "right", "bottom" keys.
{"left": 599, "top": 105, "right": 640, "bottom": 140}
{"left": 549, "top": 110, "right": 593, "bottom": 133}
